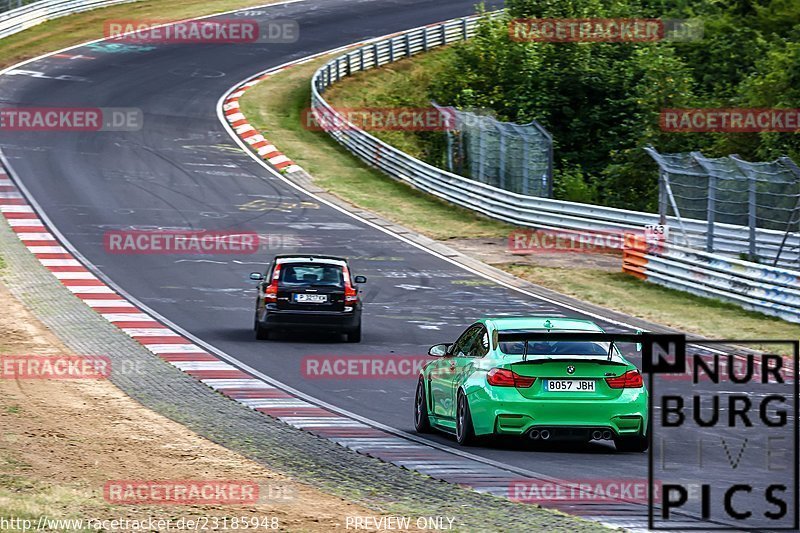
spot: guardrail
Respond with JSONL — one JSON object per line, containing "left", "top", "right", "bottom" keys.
{"left": 0, "top": 0, "right": 135, "bottom": 39}
{"left": 310, "top": 13, "right": 800, "bottom": 322}
{"left": 624, "top": 240, "right": 800, "bottom": 323}
{"left": 309, "top": 13, "right": 800, "bottom": 268}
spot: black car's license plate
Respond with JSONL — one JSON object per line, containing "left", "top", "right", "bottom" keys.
{"left": 294, "top": 293, "right": 328, "bottom": 303}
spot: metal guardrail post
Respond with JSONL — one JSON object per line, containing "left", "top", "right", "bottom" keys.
{"left": 422, "top": 27, "right": 428, "bottom": 51}
{"left": 498, "top": 128, "right": 506, "bottom": 190}
{"left": 405, "top": 34, "right": 411, "bottom": 57}
{"left": 706, "top": 173, "right": 716, "bottom": 253}
{"left": 521, "top": 138, "right": 529, "bottom": 195}
{"left": 462, "top": 17, "right": 468, "bottom": 39}
{"left": 748, "top": 166, "right": 757, "bottom": 259}
{"left": 691, "top": 151, "right": 716, "bottom": 253}
{"left": 774, "top": 157, "right": 800, "bottom": 267}
{"left": 478, "top": 121, "right": 486, "bottom": 183}
{"left": 388, "top": 38, "right": 395, "bottom": 63}
{"left": 730, "top": 154, "right": 758, "bottom": 260}
{"left": 658, "top": 169, "right": 667, "bottom": 226}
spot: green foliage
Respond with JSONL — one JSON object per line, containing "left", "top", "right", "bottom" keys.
{"left": 428, "top": 0, "right": 800, "bottom": 211}
{"left": 553, "top": 163, "right": 599, "bottom": 203}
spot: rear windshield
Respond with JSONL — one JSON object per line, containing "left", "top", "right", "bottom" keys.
{"left": 499, "top": 340, "right": 612, "bottom": 357}
{"left": 278, "top": 263, "right": 344, "bottom": 287}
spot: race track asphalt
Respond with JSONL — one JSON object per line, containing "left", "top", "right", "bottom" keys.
{"left": 0, "top": 1, "right": 795, "bottom": 528}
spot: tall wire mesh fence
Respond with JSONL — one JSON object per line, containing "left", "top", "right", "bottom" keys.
{"left": 645, "top": 146, "right": 800, "bottom": 264}
{"left": 0, "top": 0, "right": 36, "bottom": 13}
{"left": 433, "top": 104, "right": 553, "bottom": 197}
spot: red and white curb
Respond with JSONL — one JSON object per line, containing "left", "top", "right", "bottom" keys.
{"left": 0, "top": 15, "right": 651, "bottom": 528}
{"left": 0, "top": 164, "right": 553, "bottom": 502}
{"left": 223, "top": 75, "right": 304, "bottom": 174}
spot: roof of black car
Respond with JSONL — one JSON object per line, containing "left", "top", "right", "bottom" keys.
{"left": 274, "top": 254, "right": 348, "bottom": 262}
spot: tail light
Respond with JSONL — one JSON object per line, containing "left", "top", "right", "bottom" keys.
{"left": 605, "top": 369, "right": 643, "bottom": 389}
{"left": 487, "top": 368, "right": 536, "bottom": 388}
{"left": 264, "top": 264, "right": 281, "bottom": 303}
{"left": 343, "top": 265, "right": 359, "bottom": 304}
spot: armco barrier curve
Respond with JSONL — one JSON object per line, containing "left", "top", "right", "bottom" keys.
{"left": 309, "top": 13, "right": 800, "bottom": 321}
{"left": 0, "top": 0, "right": 135, "bottom": 39}
{"left": 309, "top": 13, "right": 800, "bottom": 267}
{"left": 624, "top": 240, "right": 800, "bottom": 323}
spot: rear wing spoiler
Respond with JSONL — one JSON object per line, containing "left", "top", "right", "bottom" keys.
{"left": 496, "top": 332, "right": 644, "bottom": 343}
{"left": 495, "top": 331, "right": 646, "bottom": 362}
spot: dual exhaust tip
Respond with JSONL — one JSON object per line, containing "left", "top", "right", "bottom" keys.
{"left": 528, "top": 429, "right": 613, "bottom": 440}
{"left": 528, "top": 429, "right": 550, "bottom": 440}
{"left": 592, "top": 430, "right": 613, "bottom": 440}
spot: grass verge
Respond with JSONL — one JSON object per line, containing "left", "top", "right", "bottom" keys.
{"left": 0, "top": 0, "right": 281, "bottom": 69}
{"left": 239, "top": 55, "right": 511, "bottom": 240}
{"left": 322, "top": 48, "right": 454, "bottom": 160}
{"left": 240, "top": 54, "right": 800, "bottom": 343}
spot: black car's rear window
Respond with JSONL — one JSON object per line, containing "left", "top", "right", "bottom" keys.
{"left": 279, "top": 263, "right": 344, "bottom": 287}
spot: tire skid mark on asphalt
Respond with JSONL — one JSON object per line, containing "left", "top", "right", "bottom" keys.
{"left": 1, "top": 161, "right": 661, "bottom": 528}
{"left": 0, "top": 162, "right": 550, "bottom": 504}
{"left": 0, "top": 13, "right": 726, "bottom": 528}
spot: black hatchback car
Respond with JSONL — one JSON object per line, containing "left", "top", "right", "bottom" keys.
{"left": 250, "top": 255, "right": 367, "bottom": 342}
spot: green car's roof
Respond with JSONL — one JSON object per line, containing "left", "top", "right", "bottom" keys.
{"left": 483, "top": 317, "right": 604, "bottom": 332}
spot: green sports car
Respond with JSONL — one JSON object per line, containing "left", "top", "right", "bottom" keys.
{"left": 414, "top": 317, "right": 649, "bottom": 452}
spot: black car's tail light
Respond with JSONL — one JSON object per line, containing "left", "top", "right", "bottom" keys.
{"left": 343, "top": 265, "right": 358, "bottom": 304}
{"left": 264, "top": 264, "right": 281, "bottom": 303}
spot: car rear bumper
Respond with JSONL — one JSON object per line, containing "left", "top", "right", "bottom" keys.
{"left": 468, "top": 387, "right": 648, "bottom": 437}
{"left": 258, "top": 307, "right": 361, "bottom": 331}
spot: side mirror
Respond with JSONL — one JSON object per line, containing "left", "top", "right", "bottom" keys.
{"left": 428, "top": 343, "right": 451, "bottom": 357}
{"left": 354, "top": 275, "right": 367, "bottom": 284}
{"left": 250, "top": 272, "right": 264, "bottom": 281}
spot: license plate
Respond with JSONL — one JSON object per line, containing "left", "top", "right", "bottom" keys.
{"left": 544, "top": 379, "right": 595, "bottom": 392}
{"left": 294, "top": 293, "right": 328, "bottom": 303}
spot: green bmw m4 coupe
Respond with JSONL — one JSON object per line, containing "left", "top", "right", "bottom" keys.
{"left": 414, "top": 317, "right": 649, "bottom": 452}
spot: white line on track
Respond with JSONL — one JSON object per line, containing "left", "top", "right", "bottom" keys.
{"left": 0, "top": 2, "right": 731, "bottom": 517}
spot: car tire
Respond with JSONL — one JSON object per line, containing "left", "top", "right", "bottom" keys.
{"left": 254, "top": 315, "right": 271, "bottom": 341}
{"left": 346, "top": 326, "right": 361, "bottom": 343}
{"left": 414, "top": 378, "right": 432, "bottom": 433}
{"left": 456, "top": 391, "right": 477, "bottom": 446}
